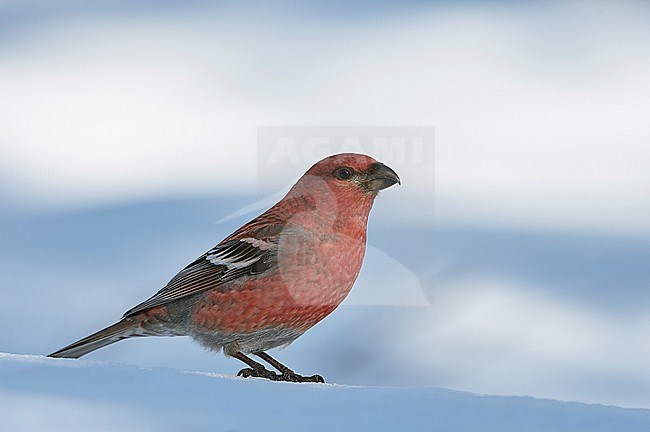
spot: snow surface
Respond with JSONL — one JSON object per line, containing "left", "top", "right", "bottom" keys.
{"left": 4, "top": 200, "right": 649, "bottom": 408}
{"left": 1, "top": 353, "right": 649, "bottom": 432}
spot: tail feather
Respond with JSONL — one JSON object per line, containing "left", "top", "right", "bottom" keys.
{"left": 48, "top": 317, "right": 143, "bottom": 359}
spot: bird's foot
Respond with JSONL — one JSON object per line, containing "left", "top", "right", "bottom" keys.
{"left": 247, "top": 351, "right": 325, "bottom": 383}
{"left": 237, "top": 366, "right": 324, "bottom": 383}
{"left": 276, "top": 371, "right": 325, "bottom": 383}
{"left": 237, "top": 366, "right": 280, "bottom": 380}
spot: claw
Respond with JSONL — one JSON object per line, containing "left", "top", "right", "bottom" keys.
{"left": 237, "top": 367, "right": 325, "bottom": 383}
{"left": 277, "top": 372, "right": 325, "bottom": 383}
{"left": 237, "top": 367, "right": 279, "bottom": 380}
{"left": 237, "top": 367, "right": 254, "bottom": 378}
{"left": 308, "top": 374, "right": 325, "bottom": 383}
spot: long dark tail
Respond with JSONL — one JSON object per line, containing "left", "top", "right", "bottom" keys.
{"left": 48, "top": 317, "right": 143, "bottom": 359}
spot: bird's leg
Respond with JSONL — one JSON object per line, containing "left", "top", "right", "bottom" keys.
{"left": 254, "top": 351, "right": 325, "bottom": 383}
{"left": 234, "top": 352, "right": 280, "bottom": 380}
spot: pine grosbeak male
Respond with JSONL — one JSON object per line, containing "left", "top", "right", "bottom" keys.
{"left": 49, "top": 153, "right": 400, "bottom": 382}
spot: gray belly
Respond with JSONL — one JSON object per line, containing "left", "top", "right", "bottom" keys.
{"left": 190, "top": 326, "right": 306, "bottom": 356}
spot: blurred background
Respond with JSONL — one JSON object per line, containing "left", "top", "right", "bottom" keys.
{"left": 1, "top": 0, "right": 649, "bottom": 408}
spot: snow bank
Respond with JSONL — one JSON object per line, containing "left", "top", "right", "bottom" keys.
{"left": 1, "top": 353, "right": 648, "bottom": 432}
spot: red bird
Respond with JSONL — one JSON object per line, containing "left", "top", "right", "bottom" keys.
{"left": 49, "top": 153, "right": 400, "bottom": 382}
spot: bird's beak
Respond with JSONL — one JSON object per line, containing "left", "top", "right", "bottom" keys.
{"left": 364, "top": 162, "right": 401, "bottom": 191}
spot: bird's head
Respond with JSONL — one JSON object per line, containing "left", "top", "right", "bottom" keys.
{"left": 303, "top": 153, "right": 401, "bottom": 197}
{"left": 280, "top": 153, "right": 400, "bottom": 235}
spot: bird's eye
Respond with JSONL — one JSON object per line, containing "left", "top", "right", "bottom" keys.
{"left": 334, "top": 167, "right": 353, "bottom": 180}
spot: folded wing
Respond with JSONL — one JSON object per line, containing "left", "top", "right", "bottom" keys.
{"left": 123, "top": 231, "right": 279, "bottom": 318}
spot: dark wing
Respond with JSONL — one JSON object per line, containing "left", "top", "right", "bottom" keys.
{"left": 123, "top": 233, "right": 278, "bottom": 318}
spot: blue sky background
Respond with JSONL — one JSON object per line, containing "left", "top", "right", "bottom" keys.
{"left": 1, "top": 0, "right": 649, "bottom": 408}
